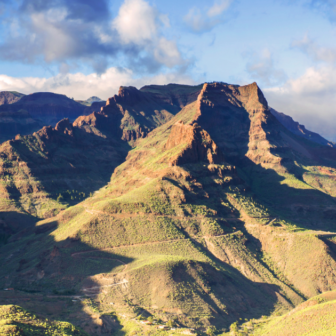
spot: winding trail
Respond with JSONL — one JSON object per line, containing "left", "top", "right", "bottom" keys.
{"left": 83, "top": 204, "right": 242, "bottom": 222}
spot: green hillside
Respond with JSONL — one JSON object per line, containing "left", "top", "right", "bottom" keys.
{"left": 0, "top": 305, "right": 87, "bottom": 335}
{"left": 252, "top": 291, "right": 336, "bottom": 336}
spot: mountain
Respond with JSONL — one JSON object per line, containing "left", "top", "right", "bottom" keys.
{"left": 0, "top": 91, "right": 25, "bottom": 105}
{"left": 270, "top": 107, "right": 335, "bottom": 147}
{"left": 76, "top": 96, "right": 105, "bottom": 106}
{"left": 0, "top": 84, "right": 201, "bottom": 236}
{"left": 1, "top": 82, "right": 336, "bottom": 335}
{"left": 0, "top": 92, "right": 87, "bottom": 126}
{"left": 0, "top": 92, "right": 88, "bottom": 143}
{"left": 86, "top": 96, "right": 104, "bottom": 104}
{"left": 0, "top": 117, "right": 129, "bottom": 235}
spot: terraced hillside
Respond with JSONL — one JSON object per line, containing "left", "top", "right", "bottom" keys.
{"left": 1, "top": 82, "right": 336, "bottom": 335}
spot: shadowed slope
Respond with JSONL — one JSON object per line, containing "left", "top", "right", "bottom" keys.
{"left": 270, "top": 107, "right": 335, "bottom": 147}
{"left": 0, "top": 92, "right": 87, "bottom": 126}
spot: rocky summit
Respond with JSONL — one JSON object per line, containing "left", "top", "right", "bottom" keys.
{"left": 1, "top": 82, "right": 336, "bottom": 335}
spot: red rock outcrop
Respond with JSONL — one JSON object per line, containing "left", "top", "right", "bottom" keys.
{"left": 193, "top": 82, "right": 288, "bottom": 168}
{"left": 55, "top": 118, "right": 73, "bottom": 136}
{"left": 166, "top": 121, "right": 224, "bottom": 166}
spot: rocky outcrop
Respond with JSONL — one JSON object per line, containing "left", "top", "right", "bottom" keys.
{"left": 166, "top": 121, "right": 224, "bottom": 166}
{"left": 55, "top": 118, "right": 73, "bottom": 136}
{"left": 193, "top": 82, "right": 300, "bottom": 169}
{"left": 0, "top": 115, "right": 128, "bottom": 219}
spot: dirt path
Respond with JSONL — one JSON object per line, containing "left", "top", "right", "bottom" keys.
{"left": 82, "top": 279, "right": 129, "bottom": 293}
{"left": 71, "top": 237, "right": 190, "bottom": 258}
{"left": 71, "top": 233, "right": 230, "bottom": 259}
{"left": 72, "top": 254, "right": 129, "bottom": 272}
{"left": 83, "top": 205, "right": 242, "bottom": 222}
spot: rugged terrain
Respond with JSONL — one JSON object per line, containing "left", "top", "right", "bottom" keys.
{"left": 0, "top": 82, "right": 336, "bottom": 335}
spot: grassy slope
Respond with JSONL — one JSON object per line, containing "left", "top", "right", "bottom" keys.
{"left": 0, "top": 305, "right": 87, "bottom": 335}
{"left": 253, "top": 291, "right": 336, "bottom": 336}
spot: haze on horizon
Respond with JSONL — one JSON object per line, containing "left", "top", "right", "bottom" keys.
{"left": 0, "top": 0, "right": 335, "bottom": 140}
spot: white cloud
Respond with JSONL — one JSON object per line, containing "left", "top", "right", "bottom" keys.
{"left": 265, "top": 66, "right": 336, "bottom": 141}
{"left": 113, "top": 0, "right": 158, "bottom": 45}
{"left": 208, "top": 0, "right": 232, "bottom": 17}
{"left": 113, "top": 0, "right": 184, "bottom": 68}
{"left": 0, "top": 0, "right": 187, "bottom": 74}
{"left": 0, "top": 67, "right": 196, "bottom": 100}
{"left": 245, "top": 49, "right": 287, "bottom": 86}
{"left": 30, "top": 12, "right": 74, "bottom": 62}
{"left": 291, "top": 35, "right": 336, "bottom": 64}
{"left": 184, "top": 0, "right": 233, "bottom": 33}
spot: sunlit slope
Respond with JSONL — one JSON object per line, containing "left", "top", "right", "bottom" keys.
{"left": 254, "top": 291, "right": 336, "bottom": 336}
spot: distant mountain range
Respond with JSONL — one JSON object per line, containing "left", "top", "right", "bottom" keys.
{"left": 0, "top": 92, "right": 107, "bottom": 142}
{"left": 1, "top": 83, "right": 336, "bottom": 335}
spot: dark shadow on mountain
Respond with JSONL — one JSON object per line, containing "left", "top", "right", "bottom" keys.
{"left": 238, "top": 157, "right": 336, "bottom": 232}
{"left": 0, "top": 216, "right": 133, "bottom": 335}
{"left": 0, "top": 211, "right": 39, "bottom": 247}
{"left": 171, "top": 249, "right": 285, "bottom": 329}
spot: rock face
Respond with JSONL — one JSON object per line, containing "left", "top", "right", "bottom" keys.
{"left": 0, "top": 91, "right": 25, "bottom": 105}
{"left": 166, "top": 121, "right": 224, "bottom": 166}
{"left": 79, "top": 84, "right": 204, "bottom": 143}
{"left": 270, "top": 108, "right": 335, "bottom": 147}
{"left": 193, "top": 82, "right": 278, "bottom": 164}
{"left": 192, "top": 82, "right": 335, "bottom": 170}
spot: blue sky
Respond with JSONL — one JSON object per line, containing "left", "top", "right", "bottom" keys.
{"left": 0, "top": 0, "right": 336, "bottom": 139}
